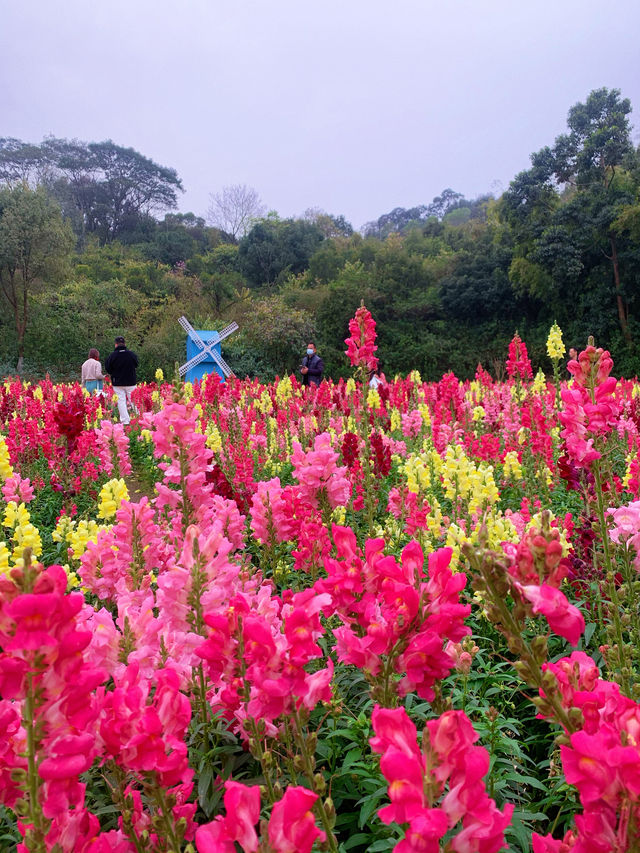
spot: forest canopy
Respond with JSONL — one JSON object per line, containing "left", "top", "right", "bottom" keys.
{"left": 0, "top": 87, "right": 639, "bottom": 382}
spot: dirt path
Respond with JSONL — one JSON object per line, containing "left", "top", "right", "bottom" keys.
{"left": 123, "top": 468, "right": 155, "bottom": 503}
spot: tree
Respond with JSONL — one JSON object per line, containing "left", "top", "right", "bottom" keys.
{"left": 0, "top": 185, "right": 75, "bottom": 372}
{"left": 0, "top": 137, "right": 183, "bottom": 245}
{"left": 207, "top": 184, "right": 266, "bottom": 240}
{"left": 238, "top": 218, "right": 324, "bottom": 286}
{"left": 501, "top": 88, "right": 637, "bottom": 345}
{"left": 303, "top": 208, "right": 354, "bottom": 238}
{"left": 555, "top": 89, "right": 635, "bottom": 342}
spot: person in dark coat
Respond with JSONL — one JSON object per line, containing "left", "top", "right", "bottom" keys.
{"left": 300, "top": 342, "right": 324, "bottom": 387}
{"left": 105, "top": 336, "right": 139, "bottom": 425}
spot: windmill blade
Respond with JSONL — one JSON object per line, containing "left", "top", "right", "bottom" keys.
{"left": 179, "top": 349, "right": 208, "bottom": 376}
{"left": 178, "top": 316, "right": 206, "bottom": 351}
{"left": 217, "top": 321, "right": 239, "bottom": 342}
{"left": 210, "top": 349, "right": 235, "bottom": 378}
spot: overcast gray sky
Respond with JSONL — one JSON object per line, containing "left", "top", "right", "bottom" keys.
{"left": 2, "top": 0, "right": 640, "bottom": 229}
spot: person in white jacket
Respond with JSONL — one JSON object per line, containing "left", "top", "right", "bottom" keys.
{"left": 81, "top": 349, "right": 105, "bottom": 393}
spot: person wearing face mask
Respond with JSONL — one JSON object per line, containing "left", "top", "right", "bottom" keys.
{"left": 300, "top": 342, "right": 324, "bottom": 387}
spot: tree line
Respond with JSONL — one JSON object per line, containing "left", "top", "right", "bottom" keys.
{"left": 0, "top": 87, "right": 639, "bottom": 382}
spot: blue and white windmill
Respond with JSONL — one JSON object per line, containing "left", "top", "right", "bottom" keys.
{"left": 178, "top": 316, "right": 238, "bottom": 382}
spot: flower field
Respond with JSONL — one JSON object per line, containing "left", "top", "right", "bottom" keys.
{"left": 1, "top": 310, "right": 640, "bottom": 853}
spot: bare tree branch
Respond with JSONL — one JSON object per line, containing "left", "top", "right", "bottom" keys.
{"left": 206, "top": 184, "right": 266, "bottom": 240}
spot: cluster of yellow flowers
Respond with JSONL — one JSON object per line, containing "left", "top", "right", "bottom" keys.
{"left": 275, "top": 375, "right": 295, "bottom": 405}
{"left": 52, "top": 515, "right": 103, "bottom": 562}
{"left": 98, "top": 478, "right": 130, "bottom": 520}
{"left": 441, "top": 445, "right": 499, "bottom": 517}
{"left": 389, "top": 408, "right": 402, "bottom": 432}
{"left": 546, "top": 323, "right": 565, "bottom": 361}
{"left": 444, "top": 514, "right": 519, "bottom": 568}
{"left": 205, "top": 423, "right": 223, "bottom": 454}
{"left": 257, "top": 390, "right": 274, "bottom": 415}
{"left": 403, "top": 446, "right": 441, "bottom": 494}
{"left": 397, "top": 442, "right": 528, "bottom": 569}
{"left": 502, "top": 450, "right": 523, "bottom": 481}
{"left": 367, "top": 389, "right": 381, "bottom": 410}
{"left": 3, "top": 502, "right": 43, "bottom": 565}
{"left": 0, "top": 435, "right": 13, "bottom": 481}
{"left": 532, "top": 369, "right": 548, "bottom": 394}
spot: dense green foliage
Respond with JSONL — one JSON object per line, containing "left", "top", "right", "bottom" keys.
{"left": 1, "top": 88, "right": 639, "bottom": 382}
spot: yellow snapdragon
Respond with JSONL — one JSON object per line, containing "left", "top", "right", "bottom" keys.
{"left": 69, "top": 519, "right": 101, "bottom": 560}
{"left": 532, "top": 370, "right": 547, "bottom": 394}
{"left": 418, "top": 404, "right": 431, "bottom": 427}
{"left": 206, "top": 424, "right": 222, "bottom": 453}
{"left": 331, "top": 505, "right": 347, "bottom": 525}
{"left": 546, "top": 323, "right": 565, "bottom": 360}
{"left": 276, "top": 376, "right": 294, "bottom": 404}
{"left": 98, "top": 478, "right": 130, "bottom": 520}
{"left": 367, "top": 389, "right": 381, "bottom": 410}
{"left": 502, "top": 450, "right": 523, "bottom": 481}
{"left": 155, "top": 368, "right": 164, "bottom": 382}
{"left": 0, "top": 542, "right": 10, "bottom": 575}
{"left": 258, "top": 390, "right": 273, "bottom": 414}
{"left": 3, "top": 502, "right": 42, "bottom": 561}
{"left": 0, "top": 435, "right": 13, "bottom": 481}
{"left": 52, "top": 514, "right": 76, "bottom": 545}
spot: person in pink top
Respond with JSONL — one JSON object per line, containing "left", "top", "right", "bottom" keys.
{"left": 81, "top": 348, "right": 105, "bottom": 394}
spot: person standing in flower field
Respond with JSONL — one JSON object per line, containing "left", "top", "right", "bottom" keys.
{"left": 300, "top": 341, "right": 324, "bottom": 387}
{"left": 105, "top": 335, "right": 138, "bottom": 425}
{"left": 81, "top": 348, "right": 105, "bottom": 394}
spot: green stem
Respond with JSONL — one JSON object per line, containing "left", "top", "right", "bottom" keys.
{"left": 291, "top": 712, "right": 339, "bottom": 853}
{"left": 151, "top": 781, "right": 183, "bottom": 852}
{"left": 592, "top": 461, "right": 629, "bottom": 693}
{"left": 23, "top": 670, "right": 47, "bottom": 853}
{"left": 478, "top": 558, "right": 577, "bottom": 733}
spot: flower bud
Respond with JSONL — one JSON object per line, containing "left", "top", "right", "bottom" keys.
{"left": 313, "top": 772, "right": 326, "bottom": 795}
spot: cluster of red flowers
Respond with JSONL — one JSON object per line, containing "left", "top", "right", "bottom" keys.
{"left": 1, "top": 311, "right": 640, "bottom": 852}
{"left": 345, "top": 305, "right": 379, "bottom": 371}
{"left": 506, "top": 333, "right": 533, "bottom": 381}
{"left": 316, "top": 528, "right": 469, "bottom": 700}
{"left": 560, "top": 345, "right": 619, "bottom": 468}
{"left": 371, "top": 705, "right": 513, "bottom": 853}
{"left": 534, "top": 652, "right": 640, "bottom": 853}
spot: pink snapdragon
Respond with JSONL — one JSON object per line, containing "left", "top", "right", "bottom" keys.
{"left": 607, "top": 499, "right": 640, "bottom": 570}
{"left": 2, "top": 474, "right": 34, "bottom": 504}
{"left": 291, "top": 433, "right": 351, "bottom": 509}
{"left": 502, "top": 516, "right": 585, "bottom": 645}
{"left": 345, "top": 304, "right": 378, "bottom": 371}
{"left": 560, "top": 345, "right": 620, "bottom": 470}
{"left": 196, "top": 783, "right": 325, "bottom": 853}
{"left": 197, "top": 586, "right": 333, "bottom": 733}
{"left": 506, "top": 333, "right": 533, "bottom": 381}
{"left": 94, "top": 419, "right": 132, "bottom": 477}
{"left": 317, "top": 527, "right": 470, "bottom": 701}
{"left": 371, "top": 705, "right": 513, "bottom": 853}
{"left": 537, "top": 652, "right": 640, "bottom": 852}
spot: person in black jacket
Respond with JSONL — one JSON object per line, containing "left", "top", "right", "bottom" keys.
{"left": 300, "top": 342, "right": 324, "bottom": 387}
{"left": 105, "top": 336, "right": 139, "bottom": 425}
